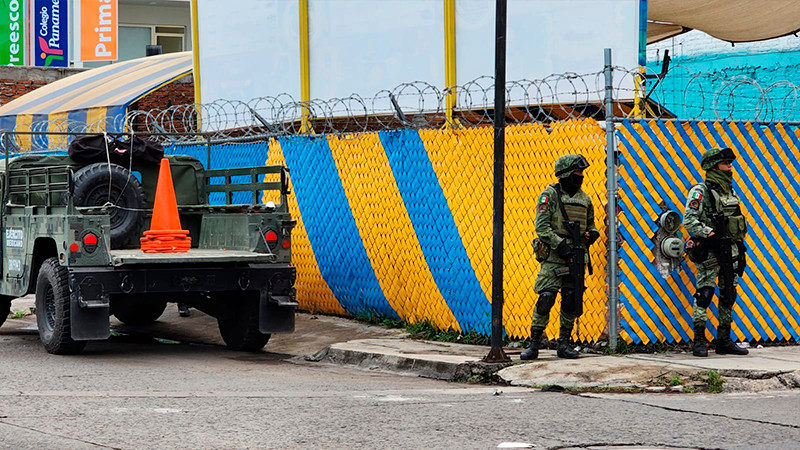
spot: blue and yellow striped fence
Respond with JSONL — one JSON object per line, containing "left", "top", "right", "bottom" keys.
{"left": 261, "top": 121, "right": 609, "bottom": 341}
{"left": 169, "top": 118, "right": 800, "bottom": 344}
{"left": 618, "top": 119, "right": 800, "bottom": 344}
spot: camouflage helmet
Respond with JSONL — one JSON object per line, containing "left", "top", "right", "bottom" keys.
{"left": 554, "top": 154, "right": 590, "bottom": 178}
{"left": 701, "top": 147, "right": 736, "bottom": 170}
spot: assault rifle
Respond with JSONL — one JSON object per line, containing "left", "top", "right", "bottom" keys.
{"left": 562, "top": 219, "right": 586, "bottom": 317}
{"left": 710, "top": 211, "right": 736, "bottom": 306}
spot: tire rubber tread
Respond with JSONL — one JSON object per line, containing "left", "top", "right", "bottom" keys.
{"left": 73, "top": 162, "right": 146, "bottom": 249}
{"left": 0, "top": 297, "right": 10, "bottom": 328}
{"left": 36, "top": 258, "right": 86, "bottom": 355}
{"left": 217, "top": 297, "right": 270, "bottom": 352}
{"left": 111, "top": 295, "right": 168, "bottom": 325}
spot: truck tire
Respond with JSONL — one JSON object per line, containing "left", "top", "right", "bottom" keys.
{"left": 110, "top": 295, "right": 168, "bottom": 325}
{"left": 35, "top": 258, "right": 86, "bottom": 355}
{"left": 73, "top": 162, "right": 146, "bottom": 249}
{"left": 0, "top": 297, "right": 11, "bottom": 328}
{"left": 217, "top": 296, "right": 271, "bottom": 351}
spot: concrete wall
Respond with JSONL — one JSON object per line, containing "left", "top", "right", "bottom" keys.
{"left": 0, "top": 66, "right": 85, "bottom": 105}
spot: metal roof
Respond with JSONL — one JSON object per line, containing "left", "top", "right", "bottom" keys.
{"left": 0, "top": 51, "right": 192, "bottom": 132}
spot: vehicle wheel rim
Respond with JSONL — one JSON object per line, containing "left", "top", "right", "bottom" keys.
{"left": 44, "top": 287, "right": 57, "bottom": 331}
{"left": 84, "top": 185, "right": 126, "bottom": 228}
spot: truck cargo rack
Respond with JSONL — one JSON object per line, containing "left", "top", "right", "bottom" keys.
{"left": 203, "top": 165, "right": 290, "bottom": 208}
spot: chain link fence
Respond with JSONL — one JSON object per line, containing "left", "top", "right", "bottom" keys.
{"left": 5, "top": 62, "right": 800, "bottom": 343}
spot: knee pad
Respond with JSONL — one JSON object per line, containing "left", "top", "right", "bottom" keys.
{"left": 720, "top": 289, "right": 737, "bottom": 308}
{"left": 535, "top": 291, "right": 558, "bottom": 316}
{"left": 694, "top": 287, "right": 715, "bottom": 308}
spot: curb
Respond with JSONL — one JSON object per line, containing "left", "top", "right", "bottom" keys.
{"left": 309, "top": 346, "right": 513, "bottom": 381}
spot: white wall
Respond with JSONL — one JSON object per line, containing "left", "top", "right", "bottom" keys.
{"left": 308, "top": 0, "right": 445, "bottom": 102}
{"left": 456, "top": 0, "right": 638, "bottom": 84}
{"left": 195, "top": 0, "right": 641, "bottom": 118}
{"left": 195, "top": 0, "right": 301, "bottom": 104}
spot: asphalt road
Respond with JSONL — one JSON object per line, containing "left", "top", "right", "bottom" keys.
{"left": 1, "top": 312, "right": 800, "bottom": 449}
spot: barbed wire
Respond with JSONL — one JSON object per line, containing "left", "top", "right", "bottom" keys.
{"left": 5, "top": 64, "right": 800, "bottom": 153}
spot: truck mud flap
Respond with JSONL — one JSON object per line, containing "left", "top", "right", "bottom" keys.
{"left": 69, "top": 297, "right": 110, "bottom": 341}
{"left": 69, "top": 275, "right": 111, "bottom": 341}
{"left": 259, "top": 289, "right": 298, "bottom": 334}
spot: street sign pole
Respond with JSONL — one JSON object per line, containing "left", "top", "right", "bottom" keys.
{"left": 484, "top": 0, "right": 511, "bottom": 363}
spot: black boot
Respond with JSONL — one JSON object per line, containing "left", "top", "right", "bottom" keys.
{"left": 715, "top": 325, "right": 749, "bottom": 355}
{"left": 556, "top": 339, "right": 579, "bottom": 359}
{"left": 692, "top": 324, "right": 708, "bottom": 357}
{"left": 520, "top": 328, "right": 543, "bottom": 361}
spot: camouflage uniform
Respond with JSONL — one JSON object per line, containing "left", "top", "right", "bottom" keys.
{"left": 683, "top": 147, "right": 749, "bottom": 357}
{"left": 521, "top": 154, "right": 599, "bottom": 360}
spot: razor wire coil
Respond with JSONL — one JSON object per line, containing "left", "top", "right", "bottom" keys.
{"left": 6, "top": 64, "right": 800, "bottom": 153}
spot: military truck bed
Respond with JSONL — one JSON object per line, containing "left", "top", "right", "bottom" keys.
{"left": 108, "top": 249, "right": 275, "bottom": 266}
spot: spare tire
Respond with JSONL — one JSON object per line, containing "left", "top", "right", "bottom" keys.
{"left": 111, "top": 294, "right": 168, "bottom": 325}
{"left": 73, "top": 162, "right": 146, "bottom": 249}
{"left": 0, "top": 296, "right": 11, "bottom": 329}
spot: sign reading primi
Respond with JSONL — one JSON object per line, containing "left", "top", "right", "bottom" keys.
{"left": 34, "top": 0, "right": 68, "bottom": 67}
{"left": 0, "top": 0, "right": 25, "bottom": 65}
{"left": 81, "top": 0, "right": 117, "bottom": 61}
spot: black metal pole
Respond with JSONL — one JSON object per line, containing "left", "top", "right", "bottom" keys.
{"left": 484, "top": 0, "right": 510, "bottom": 363}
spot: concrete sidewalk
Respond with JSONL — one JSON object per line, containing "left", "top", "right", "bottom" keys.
{"left": 314, "top": 338, "right": 800, "bottom": 392}
{"left": 5, "top": 296, "right": 800, "bottom": 392}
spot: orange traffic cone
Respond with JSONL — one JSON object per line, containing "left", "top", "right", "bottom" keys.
{"left": 140, "top": 158, "right": 191, "bottom": 253}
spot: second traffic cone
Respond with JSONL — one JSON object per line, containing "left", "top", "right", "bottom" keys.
{"left": 140, "top": 158, "right": 191, "bottom": 253}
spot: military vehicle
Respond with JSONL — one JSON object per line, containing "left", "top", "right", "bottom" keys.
{"left": 0, "top": 146, "right": 297, "bottom": 355}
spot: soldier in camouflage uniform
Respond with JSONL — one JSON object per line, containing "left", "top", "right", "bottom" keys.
{"left": 521, "top": 154, "right": 600, "bottom": 360}
{"left": 683, "top": 147, "right": 749, "bottom": 357}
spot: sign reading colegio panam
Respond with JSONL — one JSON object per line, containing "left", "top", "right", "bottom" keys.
{"left": 34, "top": 0, "right": 68, "bottom": 67}
{"left": 0, "top": 0, "right": 25, "bottom": 65}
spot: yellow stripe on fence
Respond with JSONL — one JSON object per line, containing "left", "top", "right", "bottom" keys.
{"left": 327, "top": 133, "right": 460, "bottom": 331}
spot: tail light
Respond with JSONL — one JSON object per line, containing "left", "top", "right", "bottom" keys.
{"left": 281, "top": 239, "right": 291, "bottom": 249}
{"left": 264, "top": 230, "right": 278, "bottom": 249}
{"left": 82, "top": 232, "right": 99, "bottom": 253}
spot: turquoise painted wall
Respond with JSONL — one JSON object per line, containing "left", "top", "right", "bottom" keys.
{"left": 646, "top": 49, "right": 800, "bottom": 121}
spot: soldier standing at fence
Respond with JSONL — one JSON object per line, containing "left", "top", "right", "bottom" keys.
{"left": 683, "top": 147, "right": 749, "bottom": 357}
{"left": 521, "top": 154, "right": 600, "bottom": 360}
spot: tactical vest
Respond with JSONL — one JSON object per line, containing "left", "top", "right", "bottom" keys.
{"left": 702, "top": 183, "right": 747, "bottom": 241}
{"left": 550, "top": 184, "right": 591, "bottom": 237}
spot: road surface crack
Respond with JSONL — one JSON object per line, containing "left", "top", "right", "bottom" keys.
{"left": 0, "top": 418, "right": 119, "bottom": 449}
{"left": 583, "top": 395, "right": 800, "bottom": 430}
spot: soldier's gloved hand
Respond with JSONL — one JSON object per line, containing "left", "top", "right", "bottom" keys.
{"left": 705, "top": 231, "right": 719, "bottom": 248}
{"left": 556, "top": 240, "right": 573, "bottom": 260}
{"left": 585, "top": 230, "right": 600, "bottom": 245}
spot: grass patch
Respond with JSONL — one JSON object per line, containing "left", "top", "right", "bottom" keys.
{"left": 352, "top": 315, "right": 504, "bottom": 346}
{"left": 564, "top": 386, "right": 645, "bottom": 394}
{"left": 604, "top": 339, "right": 632, "bottom": 355}
{"left": 11, "top": 310, "right": 26, "bottom": 319}
{"left": 683, "top": 386, "right": 697, "bottom": 393}
{"left": 352, "top": 310, "right": 405, "bottom": 329}
{"left": 706, "top": 369, "right": 724, "bottom": 393}
{"left": 669, "top": 376, "right": 682, "bottom": 386}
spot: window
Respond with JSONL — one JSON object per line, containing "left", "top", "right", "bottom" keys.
{"left": 117, "top": 24, "right": 185, "bottom": 60}
{"left": 155, "top": 26, "right": 185, "bottom": 54}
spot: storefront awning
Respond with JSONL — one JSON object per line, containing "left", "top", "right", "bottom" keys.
{"left": 648, "top": 0, "right": 800, "bottom": 44}
{"left": 0, "top": 51, "right": 192, "bottom": 133}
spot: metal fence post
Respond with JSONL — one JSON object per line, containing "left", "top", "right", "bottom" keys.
{"left": 604, "top": 48, "right": 619, "bottom": 351}
{"left": 484, "top": 0, "right": 510, "bottom": 363}
{"left": 206, "top": 134, "right": 212, "bottom": 170}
